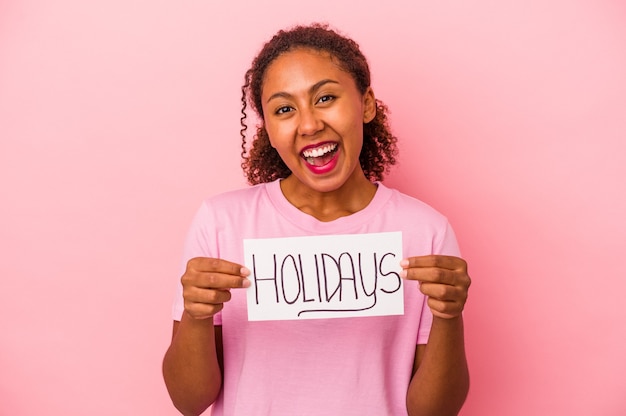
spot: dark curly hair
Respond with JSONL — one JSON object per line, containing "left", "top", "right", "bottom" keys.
{"left": 240, "top": 23, "right": 398, "bottom": 185}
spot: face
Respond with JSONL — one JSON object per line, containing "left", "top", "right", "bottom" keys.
{"left": 260, "top": 48, "right": 376, "bottom": 195}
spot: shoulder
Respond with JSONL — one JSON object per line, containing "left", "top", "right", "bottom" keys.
{"left": 185, "top": 182, "right": 274, "bottom": 242}
{"left": 381, "top": 183, "right": 449, "bottom": 226}
{"left": 189, "top": 182, "right": 281, "bottom": 233}
{"left": 200, "top": 182, "right": 272, "bottom": 212}
{"left": 204, "top": 181, "right": 270, "bottom": 203}
{"left": 379, "top": 184, "right": 460, "bottom": 255}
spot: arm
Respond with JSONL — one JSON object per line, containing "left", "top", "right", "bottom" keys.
{"left": 407, "top": 318, "right": 469, "bottom": 416}
{"left": 162, "top": 258, "right": 250, "bottom": 416}
{"left": 162, "top": 317, "right": 222, "bottom": 416}
{"left": 401, "top": 255, "right": 471, "bottom": 416}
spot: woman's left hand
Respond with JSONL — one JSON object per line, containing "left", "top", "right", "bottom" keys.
{"left": 400, "top": 255, "right": 471, "bottom": 319}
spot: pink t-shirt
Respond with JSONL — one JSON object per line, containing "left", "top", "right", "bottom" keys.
{"left": 172, "top": 180, "right": 460, "bottom": 416}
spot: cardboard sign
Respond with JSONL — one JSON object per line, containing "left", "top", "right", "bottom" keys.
{"left": 244, "top": 232, "right": 404, "bottom": 321}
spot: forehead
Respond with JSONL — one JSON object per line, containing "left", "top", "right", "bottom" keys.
{"left": 261, "top": 48, "right": 353, "bottom": 94}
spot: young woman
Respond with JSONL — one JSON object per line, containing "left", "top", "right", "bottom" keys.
{"left": 163, "top": 23, "right": 470, "bottom": 416}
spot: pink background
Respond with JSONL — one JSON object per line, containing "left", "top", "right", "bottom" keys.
{"left": 1, "top": 1, "right": 625, "bottom": 415}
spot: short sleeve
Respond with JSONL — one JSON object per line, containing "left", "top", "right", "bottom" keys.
{"left": 434, "top": 220, "right": 461, "bottom": 257}
{"left": 171, "top": 202, "right": 218, "bottom": 321}
{"left": 416, "top": 219, "right": 462, "bottom": 344}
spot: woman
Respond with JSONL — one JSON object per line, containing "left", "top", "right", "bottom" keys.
{"left": 163, "top": 23, "right": 470, "bottom": 416}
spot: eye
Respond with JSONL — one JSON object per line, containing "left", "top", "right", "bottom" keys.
{"left": 275, "top": 106, "right": 293, "bottom": 115}
{"left": 317, "top": 95, "right": 335, "bottom": 104}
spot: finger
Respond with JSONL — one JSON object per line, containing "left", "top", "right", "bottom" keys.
{"left": 183, "top": 287, "right": 233, "bottom": 305}
{"left": 189, "top": 257, "right": 250, "bottom": 276}
{"left": 183, "top": 271, "right": 251, "bottom": 290}
{"left": 401, "top": 267, "right": 460, "bottom": 286}
{"left": 426, "top": 297, "right": 464, "bottom": 320}
{"left": 400, "top": 255, "right": 467, "bottom": 272}
{"left": 419, "top": 282, "right": 468, "bottom": 303}
{"left": 184, "top": 301, "right": 224, "bottom": 320}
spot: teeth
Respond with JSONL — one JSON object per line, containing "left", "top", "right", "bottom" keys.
{"left": 302, "top": 143, "right": 337, "bottom": 158}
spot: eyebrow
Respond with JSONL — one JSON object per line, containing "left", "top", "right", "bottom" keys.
{"left": 265, "top": 79, "right": 340, "bottom": 104}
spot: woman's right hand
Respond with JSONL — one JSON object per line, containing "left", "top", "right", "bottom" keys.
{"left": 182, "top": 257, "right": 251, "bottom": 320}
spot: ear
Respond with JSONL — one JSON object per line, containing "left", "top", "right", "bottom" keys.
{"left": 362, "top": 87, "right": 376, "bottom": 123}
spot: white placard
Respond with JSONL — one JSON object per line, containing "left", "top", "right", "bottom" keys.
{"left": 244, "top": 232, "right": 404, "bottom": 321}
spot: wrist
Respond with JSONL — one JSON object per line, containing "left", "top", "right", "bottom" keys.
{"left": 431, "top": 314, "right": 464, "bottom": 333}
{"left": 181, "top": 311, "right": 216, "bottom": 331}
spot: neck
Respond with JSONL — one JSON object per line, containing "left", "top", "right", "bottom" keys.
{"left": 279, "top": 171, "right": 377, "bottom": 222}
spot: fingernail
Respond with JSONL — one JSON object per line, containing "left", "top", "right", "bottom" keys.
{"left": 399, "top": 259, "right": 409, "bottom": 268}
{"left": 240, "top": 267, "right": 251, "bottom": 276}
{"left": 399, "top": 269, "right": 407, "bottom": 279}
{"left": 242, "top": 278, "right": 251, "bottom": 288}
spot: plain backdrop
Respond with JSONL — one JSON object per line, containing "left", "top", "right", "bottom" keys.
{"left": 1, "top": 0, "right": 625, "bottom": 415}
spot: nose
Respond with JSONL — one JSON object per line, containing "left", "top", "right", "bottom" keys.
{"left": 297, "top": 106, "right": 323, "bottom": 137}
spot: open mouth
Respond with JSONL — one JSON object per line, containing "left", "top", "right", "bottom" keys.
{"left": 301, "top": 143, "right": 338, "bottom": 167}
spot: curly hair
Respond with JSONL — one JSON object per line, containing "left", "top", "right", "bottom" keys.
{"left": 240, "top": 23, "right": 398, "bottom": 184}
